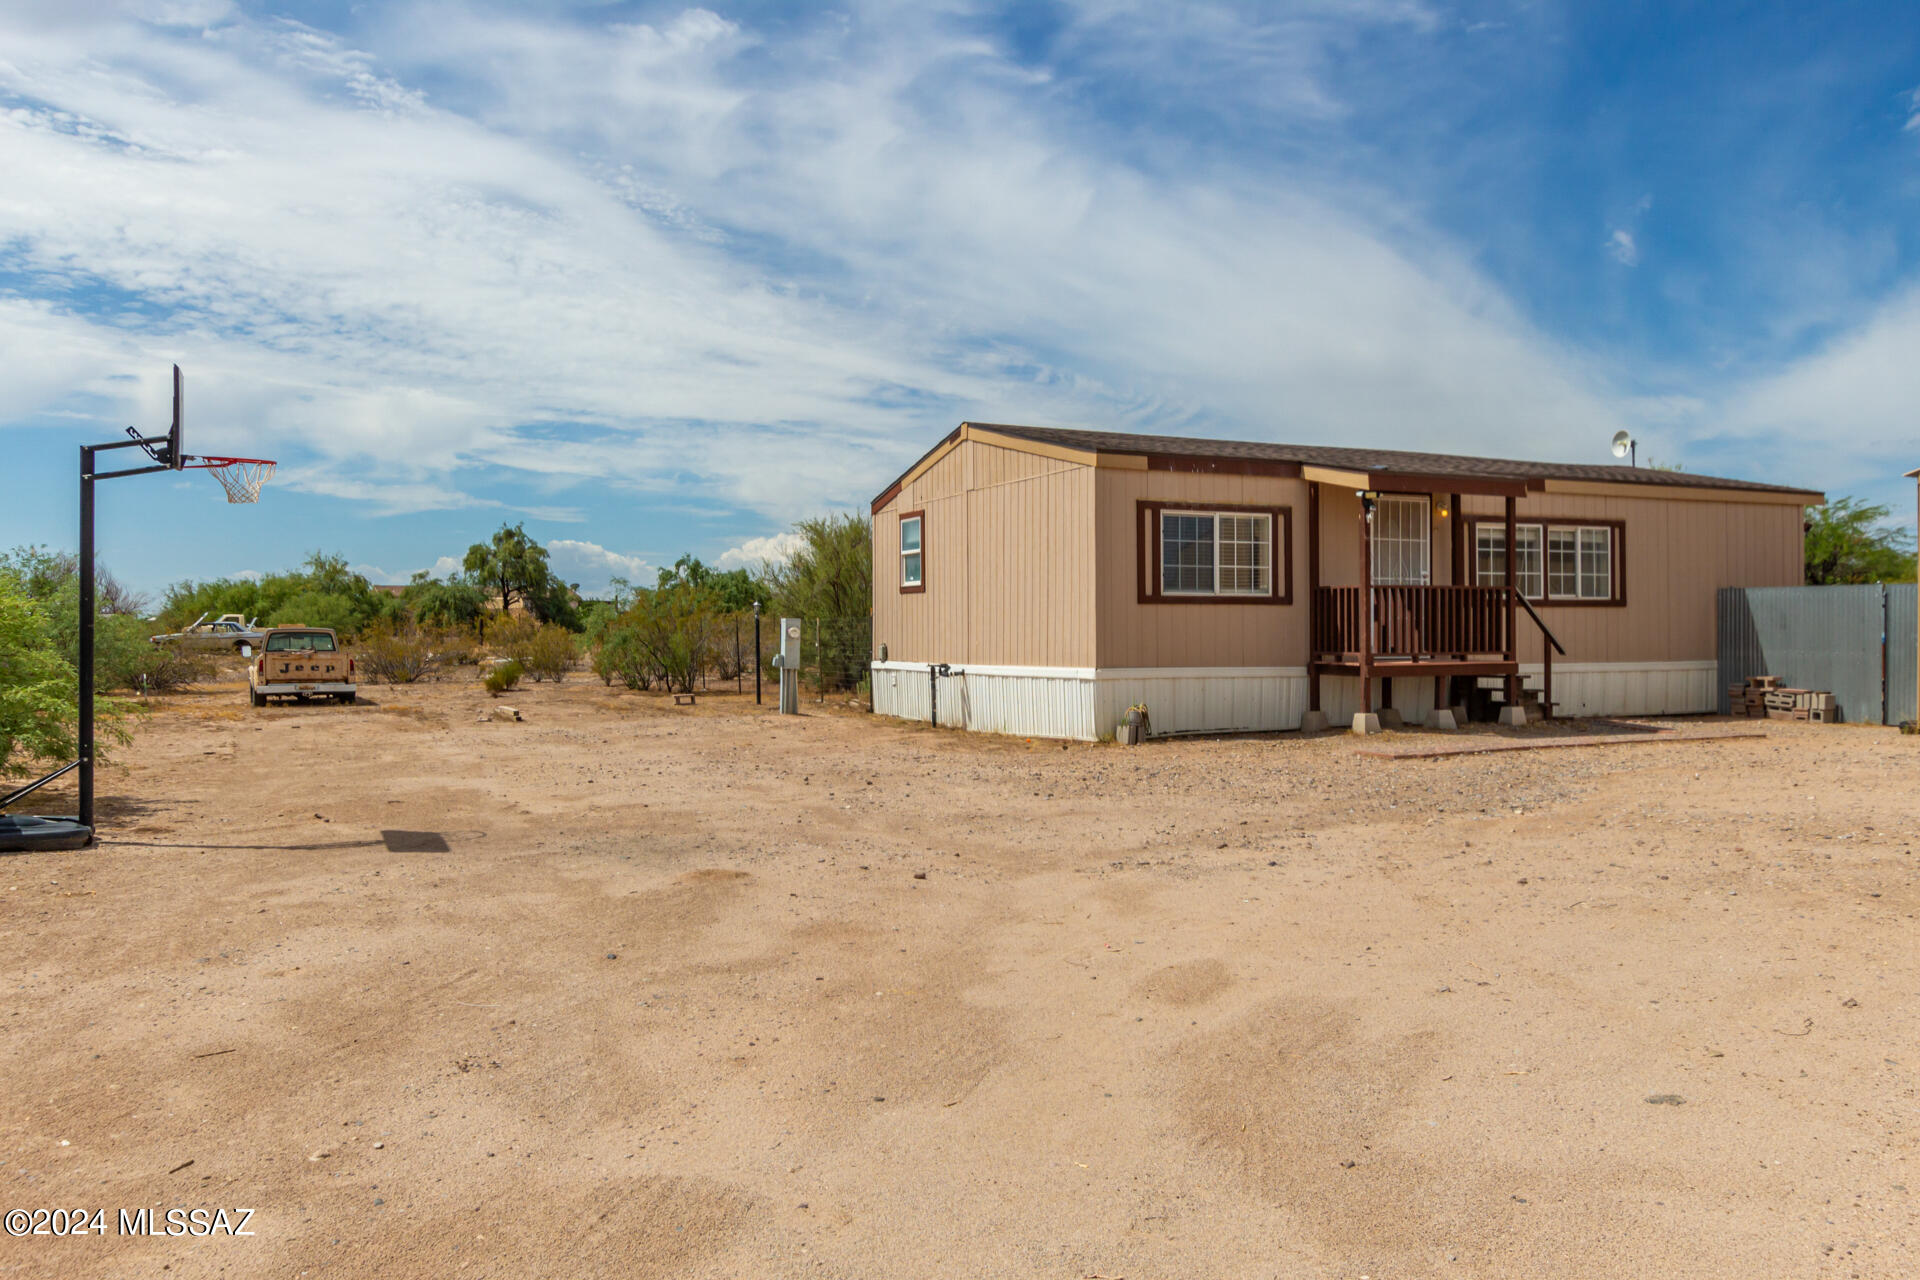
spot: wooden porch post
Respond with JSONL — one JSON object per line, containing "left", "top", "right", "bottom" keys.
{"left": 1359, "top": 495, "right": 1373, "bottom": 716}
{"left": 1307, "top": 482, "right": 1321, "bottom": 713}
{"left": 1449, "top": 492, "right": 1463, "bottom": 587}
{"left": 1503, "top": 494, "right": 1519, "bottom": 707}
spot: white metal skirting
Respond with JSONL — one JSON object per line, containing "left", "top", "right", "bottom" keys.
{"left": 869, "top": 659, "right": 1719, "bottom": 740}
{"left": 870, "top": 663, "right": 1098, "bottom": 739}
{"left": 1525, "top": 660, "right": 1717, "bottom": 717}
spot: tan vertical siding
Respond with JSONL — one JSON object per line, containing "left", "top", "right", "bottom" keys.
{"left": 870, "top": 441, "right": 1095, "bottom": 667}
{"left": 1454, "top": 492, "right": 1807, "bottom": 664}
{"left": 1093, "top": 470, "right": 1310, "bottom": 668}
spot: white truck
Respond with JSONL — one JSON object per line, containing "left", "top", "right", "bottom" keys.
{"left": 151, "top": 612, "right": 265, "bottom": 653}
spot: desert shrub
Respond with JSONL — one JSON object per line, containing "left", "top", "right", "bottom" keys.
{"left": 593, "top": 627, "right": 656, "bottom": 690}
{"left": 707, "top": 611, "right": 750, "bottom": 681}
{"left": 486, "top": 612, "right": 538, "bottom": 654}
{"left": 591, "top": 630, "right": 626, "bottom": 686}
{"left": 88, "top": 614, "right": 192, "bottom": 692}
{"left": 522, "top": 625, "right": 577, "bottom": 682}
{"left": 484, "top": 659, "right": 523, "bottom": 696}
{"left": 628, "top": 582, "right": 713, "bottom": 694}
{"left": 497, "top": 622, "right": 575, "bottom": 683}
{"left": 123, "top": 632, "right": 217, "bottom": 693}
{"left": 358, "top": 623, "right": 443, "bottom": 684}
{"left": 430, "top": 628, "right": 481, "bottom": 666}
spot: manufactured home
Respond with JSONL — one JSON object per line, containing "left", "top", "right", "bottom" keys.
{"left": 870, "top": 423, "right": 1822, "bottom": 739}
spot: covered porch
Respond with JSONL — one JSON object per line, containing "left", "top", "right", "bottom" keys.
{"left": 1303, "top": 465, "right": 1564, "bottom": 731}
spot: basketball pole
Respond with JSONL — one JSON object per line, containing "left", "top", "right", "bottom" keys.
{"left": 79, "top": 445, "right": 95, "bottom": 830}
{"left": 78, "top": 433, "right": 178, "bottom": 839}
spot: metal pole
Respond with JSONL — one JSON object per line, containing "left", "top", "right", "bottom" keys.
{"left": 78, "top": 446, "right": 95, "bottom": 833}
{"left": 753, "top": 605, "right": 762, "bottom": 705}
{"left": 1358, "top": 497, "right": 1372, "bottom": 718}
{"left": 1503, "top": 493, "right": 1518, "bottom": 709}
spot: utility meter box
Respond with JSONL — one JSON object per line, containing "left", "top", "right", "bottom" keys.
{"left": 777, "top": 617, "right": 802, "bottom": 714}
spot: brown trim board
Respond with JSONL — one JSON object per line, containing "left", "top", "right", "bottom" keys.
{"left": 897, "top": 509, "right": 926, "bottom": 594}
{"left": 1137, "top": 500, "right": 1294, "bottom": 606}
{"left": 1464, "top": 516, "right": 1628, "bottom": 607}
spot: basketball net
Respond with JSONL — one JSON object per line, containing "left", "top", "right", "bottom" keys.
{"left": 193, "top": 457, "right": 276, "bottom": 504}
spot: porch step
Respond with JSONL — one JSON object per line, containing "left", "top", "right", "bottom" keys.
{"left": 1476, "top": 675, "right": 1552, "bottom": 721}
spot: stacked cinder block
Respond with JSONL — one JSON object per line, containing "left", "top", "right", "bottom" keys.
{"left": 1727, "top": 675, "right": 1835, "bottom": 722}
{"left": 1725, "top": 675, "right": 1775, "bottom": 718}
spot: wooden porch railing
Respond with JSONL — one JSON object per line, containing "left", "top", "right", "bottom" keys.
{"left": 1312, "top": 584, "right": 1512, "bottom": 659}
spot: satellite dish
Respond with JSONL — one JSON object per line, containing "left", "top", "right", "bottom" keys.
{"left": 1610, "top": 430, "right": 1634, "bottom": 459}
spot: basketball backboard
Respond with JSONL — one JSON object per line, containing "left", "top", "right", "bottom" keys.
{"left": 166, "top": 363, "right": 184, "bottom": 469}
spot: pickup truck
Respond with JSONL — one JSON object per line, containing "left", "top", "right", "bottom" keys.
{"left": 248, "top": 627, "right": 357, "bottom": 706}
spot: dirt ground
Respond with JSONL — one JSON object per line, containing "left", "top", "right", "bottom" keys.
{"left": 2, "top": 673, "right": 1916, "bottom": 1279}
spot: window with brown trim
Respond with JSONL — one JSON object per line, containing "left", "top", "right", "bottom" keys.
{"left": 1137, "top": 501, "right": 1292, "bottom": 605}
{"left": 899, "top": 511, "right": 925, "bottom": 593}
{"left": 1471, "top": 519, "right": 1623, "bottom": 605}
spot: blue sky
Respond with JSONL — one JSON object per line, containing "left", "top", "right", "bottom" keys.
{"left": 4, "top": 1, "right": 1918, "bottom": 601}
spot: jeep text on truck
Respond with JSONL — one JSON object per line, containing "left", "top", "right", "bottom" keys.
{"left": 249, "top": 628, "right": 356, "bottom": 706}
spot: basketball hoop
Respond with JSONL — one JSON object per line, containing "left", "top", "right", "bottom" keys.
{"left": 188, "top": 456, "right": 276, "bottom": 504}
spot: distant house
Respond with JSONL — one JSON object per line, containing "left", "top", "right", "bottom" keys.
{"left": 869, "top": 423, "right": 1821, "bottom": 739}
{"left": 484, "top": 585, "right": 584, "bottom": 618}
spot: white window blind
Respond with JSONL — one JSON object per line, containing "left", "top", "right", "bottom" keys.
{"left": 1475, "top": 524, "right": 1544, "bottom": 597}
{"left": 1370, "top": 495, "right": 1430, "bottom": 585}
{"left": 1161, "top": 511, "right": 1272, "bottom": 597}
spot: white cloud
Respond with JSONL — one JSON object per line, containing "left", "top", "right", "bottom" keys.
{"left": 718, "top": 531, "right": 805, "bottom": 569}
{"left": 546, "top": 538, "right": 652, "bottom": 593}
{"left": 1607, "top": 229, "right": 1639, "bottom": 267}
{"left": 1715, "top": 283, "right": 1920, "bottom": 503}
{"left": 349, "top": 554, "right": 463, "bottom": 584}
{"left": 0, "top": 0, "right": 1644, "bottom": 532}
{"left": 232, "top": 568, "right": 262, "bottom": 582}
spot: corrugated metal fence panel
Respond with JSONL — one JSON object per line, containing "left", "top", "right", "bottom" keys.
{"left": 1887, "top": 584, "right": 1917, "bottom": 724}
{"left": 1717, "top": 585, "right": 1895, "bottom": 724}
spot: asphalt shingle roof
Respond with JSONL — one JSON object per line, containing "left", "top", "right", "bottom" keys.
{"left": 963, "top": 422, "right": 1821, "bottom": 497}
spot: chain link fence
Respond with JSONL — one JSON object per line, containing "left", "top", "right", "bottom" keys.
{"left": 747, "top": 614, "right": 872, "bottom": 700}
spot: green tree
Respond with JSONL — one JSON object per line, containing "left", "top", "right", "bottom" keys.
{"left": 655, "top": 554, "right": 763, "bottom": 612}
{"left": 1805, "top": 497, "right": 1917, "bottom": 585}
{"left": 463, "top": 523, "right": 577, "bottom": 626}
{"left": 403, "top": 573, "right": 487, "bottom": 630}
{"left": 628, "top": 581, "right": 715, "bottom": 693}
{"left": 0, "top": 577, "right": 81, "bottom": 779}
{"left": 0, "top": 553, "right": 134, "bottom": 775}
{"left": 159, "top": 551, "right": 386, "bottom": 636}
{"left": 763, "top": 513, "right": 871, "bottom": 619}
